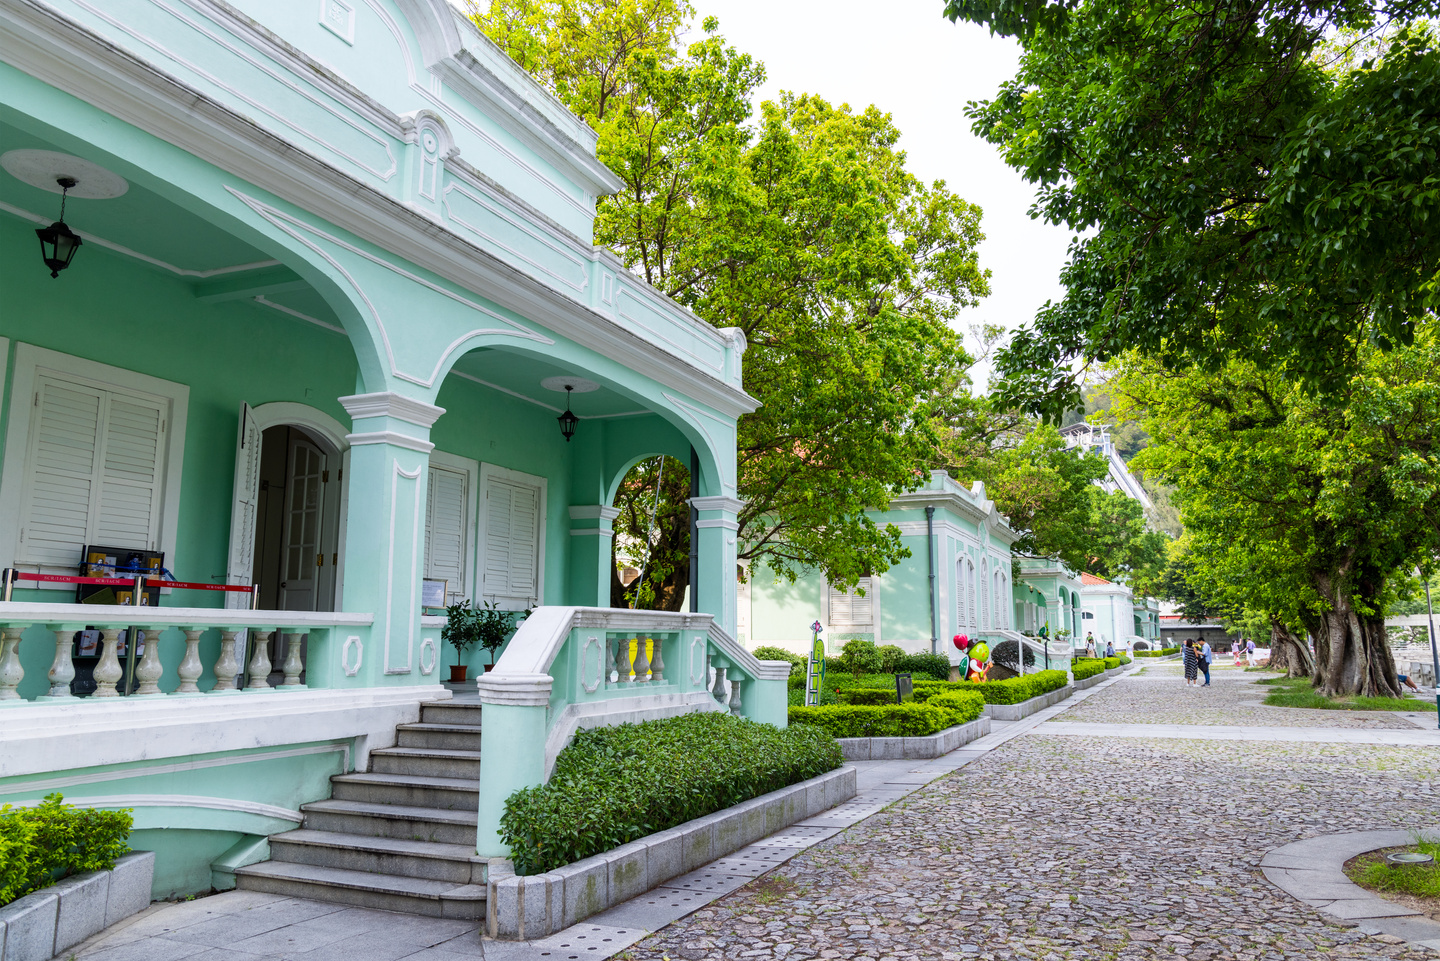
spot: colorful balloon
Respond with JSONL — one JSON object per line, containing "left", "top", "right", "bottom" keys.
{"left": 952, "top": 633, "right": 969, "bottom": 650}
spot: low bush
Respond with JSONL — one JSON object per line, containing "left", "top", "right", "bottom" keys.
{"left": 753, "top": 646, "right": 805, "bottom": 676}
{"left": 892, "top": 652, "right": 953, "bottom": 679}
{"left": 500, "top": 713, "right": 842, "bottom": 875}
{"left": 876, "top": 644, "right": 906, "bottom": 673}
{"left": 1072, "top": 659, "right": 1107, "bottom": 680}
{"left": 1, "top": 794, "right": 132, "bottom": 907}
{"left": 912, "top": 670, "right": 1069, "bottom": 705}
{"left": 838, "top": 639, "right": 883, "bottom": 677}
{"left": 1102, "top": 656, "right": 1123, "bottom": 670}
{"left": 837, "top": 687, "right": 897, "bottom": 706}
{"left": 788, "top": 689, "right": 984, "bottom": 739}
{"left": 1118, "top": 655, "right": 1132, "bottom": 665}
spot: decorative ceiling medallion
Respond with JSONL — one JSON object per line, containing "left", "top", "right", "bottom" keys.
{"left": 540, "top": 375, "right": 600, "bottom": 393}
{"left": 0, "top": 150, "right": 129, "bottom": 199}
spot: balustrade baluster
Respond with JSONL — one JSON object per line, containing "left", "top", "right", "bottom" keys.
{"left": 176, "top": 629, "right": 204, "bottom": 693}
{"left": 607, "top": 635, "right": 620, "bottom": 684}
{"left": 710, "top": 664, "right": 728, "bottom": 705}
{"left": 133, "top": 629, "right": 164, "bottom": 695}
{"left": 0, "top": 627, "right": 24, "bottom": 700}
{"left": 632, "top": 636, "right": 650, "bottom": 683}
{"left": 649, "top": 637, "right": 664, "bottom": 682}
{"left": 45, "top": 627, "right": 76, "bottom": 698}
{"left": 247, "top": 629, "right": 273, "bottom": 689}
{"left": 615, "top": 636, "right": 634, "bottom": 685}
{"left": 280, "top": 632, "right": 305, "bottom": 688}
{"left": 92, "top": 629, "right": 123, "bottom": 697}
{"left": 728, "top": 676, "right": 743, "bottom": 715}
{"left": 213, "top": 630, "right": 241, "bottom": 692}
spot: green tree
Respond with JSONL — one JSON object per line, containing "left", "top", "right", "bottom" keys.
{"left": 610, "top": 456, "right": 691, "bottom": 610}
{"left": 1112, "top": 329, "right": 1440, "bottom": 697}
{"left": 475, "top": 5, "right": 992, "bottom": 587}
{"left": 943, "top": 0, "right": 1440, "bottom": 418}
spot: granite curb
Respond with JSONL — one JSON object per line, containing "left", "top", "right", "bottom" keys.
{"left": 485, "top": 765, "right": 857, "bottom": 940}
{"left": 836, "top": 716, "right": 990, "bottom": 760}
{"left": 0, "top": 851, "right": 153, "bottom": 961}
{"left": 984, "top": 684, "right": 1074, "bottom": 721}
{"left": 1261, "top": 826, "right": 1440, "bottom": 953}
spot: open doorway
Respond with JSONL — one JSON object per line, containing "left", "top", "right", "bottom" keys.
{"left": 252, "top": 425, "right": 341, "bottom": 612}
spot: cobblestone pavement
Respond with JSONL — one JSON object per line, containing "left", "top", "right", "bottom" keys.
{"left": 1055, "top": 662, "right": 1421, "bottom": 730}
{"left": 625, "top": 672, "right": 1440, "bottom": 960}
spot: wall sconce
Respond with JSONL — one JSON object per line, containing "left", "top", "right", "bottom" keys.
{"left": 557, "top": 385, "right": 578, "bottom": 442}
{"left": 36, "top": 176, "right": 82, "bottom": 278}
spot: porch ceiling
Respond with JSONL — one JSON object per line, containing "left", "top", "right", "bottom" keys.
{"left": 449, "top": 348, "right": 652, "bottom": 419}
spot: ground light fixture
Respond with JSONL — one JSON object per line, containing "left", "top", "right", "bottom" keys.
{"left": 36, "top": 175, "right": 83, "bottom": 278}
{"left": 557, "top": 384, "right": 578, "bottom": 442}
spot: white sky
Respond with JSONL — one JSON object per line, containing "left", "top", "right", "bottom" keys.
{"left": 685, "top": 0, "right": 1075, "bottom": 388}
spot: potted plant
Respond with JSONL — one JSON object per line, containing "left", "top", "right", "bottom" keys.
{"left": 474, "top": 601, "right": 530, "bottom": 672}
{"left": 441, "top": 599, "right": 484, "bottom": 683}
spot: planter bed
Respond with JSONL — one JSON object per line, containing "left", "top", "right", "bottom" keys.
{"left": 1074, "top": 672, "right": 1108, "bottom": 691}
{"left": 1, "top": 851, "right": 154, "bottom": 961}
{"left": 487, "top": 765, "right": 856, "bottom": 940}
{"left": 983, "top": 684, "right": 1074, "bottom": 720}
{"left": 836, "top": 716, "right": 990, "bottom": 761}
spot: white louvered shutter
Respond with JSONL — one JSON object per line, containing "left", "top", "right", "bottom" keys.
{"left": 225, "top": 402, "right": 262, "bottom": 609}
{"left": 828, "top": 577, "right": 873, "bottom": 628}
{"left": 18, "top": 376, "right": 167, "bottom": 568}
{"left": 425, "top": 465, "right": 468, "bottom": 601}
{"left": 482, "top": 476, "right": 540, "bottom": 607}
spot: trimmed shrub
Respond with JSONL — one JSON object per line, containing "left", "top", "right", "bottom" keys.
{"left": 923, "top": 689, "right": 986, "bottom": 725}
{"left": 991, "top": 639, "right": 1036, "bottom": 674}
{"left": 876, "top": 644, "right": 906, "bottom": 673}
{"left": 838, "top": 639, "right": 883, "bottom": 677}
{"left": 1118, "top": 655, "right": 1132, "bottom": 665}
{"left": 788, "top": 692, "right": 982, "bottom": 738}
{"left": 1, "top": 794, "right": 132, "bottom": 907}
{"left": 837, "top": 687, "right": 897, "bottom": 706}
{"left": 914, "top": 670, "right": 1069, "bottom": 705}
{"left": 1072, "top": 659, "right": 1106, "bottom": 680}
{"left": 753, "top": 646, "right": 805, "bottom": 676}
{"left": 893, "top": 652, "right": 953, "bottom": 679}
{"left": 1102, "top": 656, "right": 1122, "bottom": 670}
{"left": 500, "top": 713, "right": 842, "bottom": 875}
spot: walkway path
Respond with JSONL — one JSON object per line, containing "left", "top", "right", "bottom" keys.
{"left": 58, "top": 665, "right": 1440, "bottom": 960}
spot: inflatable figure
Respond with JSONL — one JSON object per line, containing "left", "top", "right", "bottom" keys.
{"left": 965, "top": 641, "right": 992, "bottom": 682}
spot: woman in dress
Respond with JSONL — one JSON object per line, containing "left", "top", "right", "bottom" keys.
{"left": 1183, "top": 638, "right": 1199, "bottom": 686}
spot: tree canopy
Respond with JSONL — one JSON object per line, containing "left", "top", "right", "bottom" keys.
{"left": 943, "top": 0, "right": 1440, "bottom": 419}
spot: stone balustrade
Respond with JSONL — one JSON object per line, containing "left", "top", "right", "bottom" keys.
{"left": 0, "top": 603, "right": 374, "bottom": 702}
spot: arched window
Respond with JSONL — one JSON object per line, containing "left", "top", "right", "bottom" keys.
{"left": 956, "top": 557, "right": 966, "bottom": 629}
{"left": 979, "top": 558, "right": 989, "bottom": 630}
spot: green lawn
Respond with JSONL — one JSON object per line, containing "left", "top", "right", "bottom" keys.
{"left": 1349, "top": 839, "right": 1440, "bottom": 900}
{"left": 1257, "top": 675, "right": 1437, "bottom": 712}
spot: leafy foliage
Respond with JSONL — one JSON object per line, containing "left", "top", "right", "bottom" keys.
{"left": 836, "top": 687, "right": 898, "bottom": 706}
{"left": 913, "top": 669, "right": 1069, "bottom": 704}
{"left": 1, "top": 794, "right": 132, "bottom": 906}
{"left": 788, "top": 691, "right": 985, "bottom": 737}
{"left": 610, "top": 455, "right": 692, "bottom": 610}
{"left": 838, "top": 639, "right": 883, "bottom": 678}
{"left": 499, "top": 712, "right": 841, "bottom": 875}
{"left": 1071, "top": 659, "right": 1107, "bottom": 681}
{"left": 752, "top": 645, "right": 806, "bottom": 676}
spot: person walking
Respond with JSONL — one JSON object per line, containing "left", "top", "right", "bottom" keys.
{"left": 1245, "top": 636, "right": 1257, "bottom": 667}
{"left": 1085, "top": 633, "right": 1096, "bottom": 658}
{"left": 1183, "top": 638, "right": 1199, "bottom": 686}
{"left": 1105, "top": 639, "right": 1116, "bottom": 658}
{"left": 1199, "top": 638, "right": 1213, "bottom": 686}
{"left": 1232, "top": 639, "right": 1243, "bottom": 666}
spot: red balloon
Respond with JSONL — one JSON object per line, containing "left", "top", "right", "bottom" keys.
{"left": 952, "top": 633, "right": 969, "bottom": 650}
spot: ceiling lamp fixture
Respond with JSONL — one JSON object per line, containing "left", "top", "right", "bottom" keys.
{"left": 557, "top": 384, "right": 578, "bottom": 442}
{"left": 36, "top": 176, "right": 82, "bottom": 278}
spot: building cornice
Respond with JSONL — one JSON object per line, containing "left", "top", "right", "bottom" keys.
{"left": 1, "top": 0, "right": 757, "bottom": 420}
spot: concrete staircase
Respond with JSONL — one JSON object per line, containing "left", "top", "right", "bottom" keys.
{"left": 234, "top": 699, "right": 489, "bottom": 919}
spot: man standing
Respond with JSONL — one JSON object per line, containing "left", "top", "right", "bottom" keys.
{"left": 1245, "top": 637, "right": 1257, "bottom": 667}
{"left": 1200, "top": 638, "right": 1212, "bottom": 686}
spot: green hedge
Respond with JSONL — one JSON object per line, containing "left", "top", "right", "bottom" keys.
{"left": 788, "top": 689, "right": 984, "bottom": 739}
{"left": 1072, "top": 659, "right": 1107, "bottom": 680}
{"left": 1, "top": 794, "right": 132, "bottom": 907}
{"left": 1118, "top": 655, "right": 1133, "bottom": 665}
{"left": 1134, "top": 647, "right": 1180, "bottom": 658}
{"left": 753, "top": 646, "right": 805, "bottom": 676}
{"left": 1102, "top": 656, "right": 1122, "bottom": 670}
{"left": 837, "top": 687, "right": 896, "bottom": 706}
{"left": 913, "top": 669, "right": 1069, "bottom": 705}
{"left": 499, "top": 713, "right": 841, "bottom": 876}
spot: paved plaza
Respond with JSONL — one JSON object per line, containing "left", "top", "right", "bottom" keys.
{"left": 61, "top": 665, "right": 1440, "bottom": 961}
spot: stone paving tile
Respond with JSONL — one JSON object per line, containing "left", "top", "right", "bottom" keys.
{"left": 626, "top": 719, "right": 1439, "bottom": 958}
{"left": 1057, "top": 663, "right": 1419, "bottom": 729}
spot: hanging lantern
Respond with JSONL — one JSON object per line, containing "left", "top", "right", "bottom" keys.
{"left": 556, "top": 384, "right": 578, "bottom": 442}
{"left": 36, "top": 176, "right": 82, "bottom": 278}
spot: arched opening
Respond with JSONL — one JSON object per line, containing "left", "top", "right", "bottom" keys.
{"left": 610, "top": 454, "right": 692, "bottom": 610}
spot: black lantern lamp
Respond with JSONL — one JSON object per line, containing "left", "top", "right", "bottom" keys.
{"left": 36, "top": 176, "right": 82, "bottom": 278}
{"left": 557, "top": 384, "right": 578, "bottom": 442}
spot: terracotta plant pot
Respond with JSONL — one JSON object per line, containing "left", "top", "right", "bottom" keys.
{"left": 449, "top": 664, "right": 468, "bottom": 683}
{"left": 483, "top": 663, "right": 495, "bottom": 672}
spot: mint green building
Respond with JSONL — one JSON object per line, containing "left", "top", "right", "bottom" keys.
{"left": 0, "top": 0, "right": 786, "bottom": 910}
{"left": 741, "top": 471, "right": 1026, "bottom": 663}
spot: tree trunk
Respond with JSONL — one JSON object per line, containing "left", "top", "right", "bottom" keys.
{"left": 1268, "top": 616, "right": 1313, "bottom": 678}
{"left": 1312, "top": 585, "right": 1400, "bottom": 697}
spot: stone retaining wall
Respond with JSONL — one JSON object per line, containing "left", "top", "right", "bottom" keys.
{"left": 487, "top": 765, "right": 857, "bottom": 940}
{"left": 984, "top": 684, "right": 1075, "bottom": 720}
{"left": 837, "top": 716, "right": 990, "bottom": 761}
{"left": 0, "top": 852, "right": 154, "bottom": 961}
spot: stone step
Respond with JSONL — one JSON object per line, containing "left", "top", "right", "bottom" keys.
{"left": 396, "top": 722, "right": 484, "bottom": 751}
{"left": 330, "top": 772, "right": 478, "bottom": 811}
{"left": 419, "top": 701, "right": 485, "bottom": 727}
{"left": 302, "top": 798, "right": 478, "bottom": 846}
{"left": 370, "top": 746, "right": 482, "bottom": 779}
{"left": 268, "top": 829, "right": 483, "bottom": 884}
{"left": 234, "top": 860, "right": 486, "bottom": 920}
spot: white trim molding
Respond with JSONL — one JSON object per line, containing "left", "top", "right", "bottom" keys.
{"left": 339, "top": 391, "right": 445, "bottom": 428}
{"left": 689, "top": 496, "right": 745, "bottom": 515}
{"left": 346, "top": 430, "right": 436, "bottom": 454}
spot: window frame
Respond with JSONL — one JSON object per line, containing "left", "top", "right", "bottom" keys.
{"left": 0, "top": 343, "right": 189, "bottom": 589}
{"left": 425, "top": 449, "right": 480, "bottom": 603}
{"left": 476, "top": 461, "right": 547, "bottom": 610}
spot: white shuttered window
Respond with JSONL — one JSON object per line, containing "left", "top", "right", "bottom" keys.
{"left": 425, "top": 464, "right": 468, "bottom": 601}
{"left": 481, "top": 472, "right": 543, "bottom": 608}
{"left": 18, "top": 375, "right": 167, "bottom": 566}
{"left": 828, "top": 576, "right": 874, "bottom": 628}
